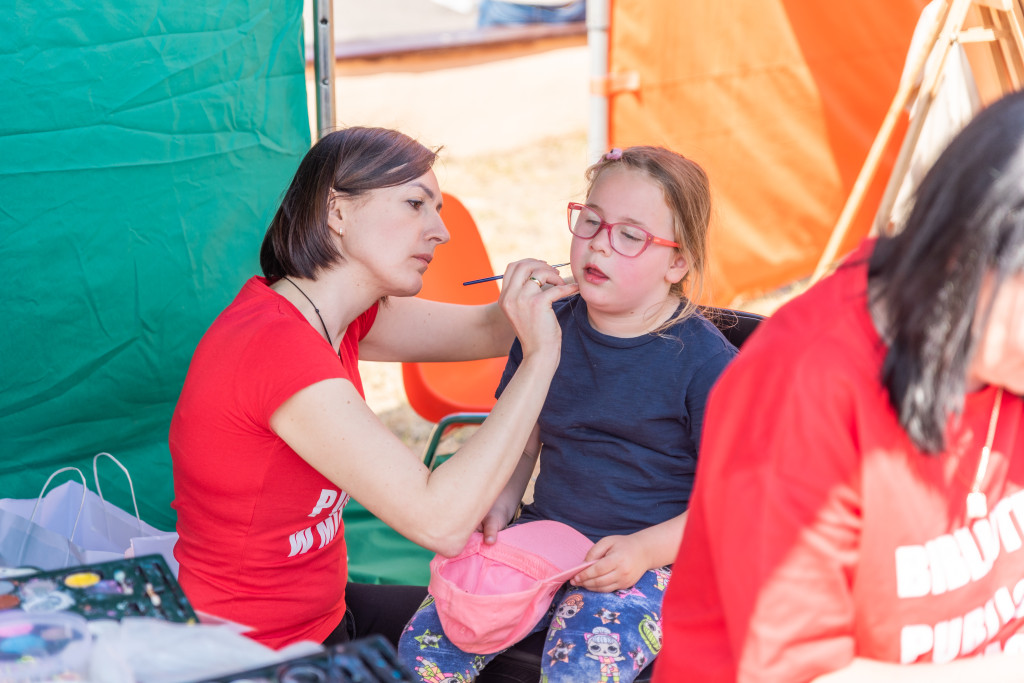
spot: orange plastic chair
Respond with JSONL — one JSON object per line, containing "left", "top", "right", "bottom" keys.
{"left": 402, "top": 193, "right": 509, "bottom": 467}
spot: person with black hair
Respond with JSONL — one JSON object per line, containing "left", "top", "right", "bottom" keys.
{"left": 654, "top": 90, "right": 1024, "bottom": 681}
{"left": 169, "top": 127, "right": 577, "bottom": 650}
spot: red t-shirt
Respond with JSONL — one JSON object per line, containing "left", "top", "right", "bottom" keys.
{"left": 655, "top": 242, "right": 1024, "bottom": 682}
{"left": 169, "top": 277, "right": 378, "bottom": 649}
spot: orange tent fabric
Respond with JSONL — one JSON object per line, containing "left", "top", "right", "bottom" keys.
{"left": 608, "top": 0, "right": 929, "bottom": 304}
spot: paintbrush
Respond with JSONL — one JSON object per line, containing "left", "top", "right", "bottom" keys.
{"left": 463, "top": 263, "right": 570, "bottom": 286}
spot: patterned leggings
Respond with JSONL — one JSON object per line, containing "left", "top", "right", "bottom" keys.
{"left": 397, "top": 566, "right": 670, "bottom": 683}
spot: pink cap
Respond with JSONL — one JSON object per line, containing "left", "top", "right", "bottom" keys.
{"left": 429, "top": 520, "right": 595, "bottom": 654}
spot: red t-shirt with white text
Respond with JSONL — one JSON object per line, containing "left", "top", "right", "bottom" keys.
{"left": 170, "top": 277, "right": 378, "bottom": 649}
{"left": 655, "top": 242, "right": 1024, "bottom": 682}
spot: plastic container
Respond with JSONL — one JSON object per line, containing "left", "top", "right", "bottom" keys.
{"left": 0, "top": 611, "right": 91, "bottom": 681}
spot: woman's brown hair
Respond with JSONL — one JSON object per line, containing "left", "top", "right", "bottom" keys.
{"left": 260, "top": 127, "right": 438, "bottom": 279}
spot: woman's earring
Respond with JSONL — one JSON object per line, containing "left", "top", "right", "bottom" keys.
{"left": 338, "top": 228, "right": 343, "bottom": 237}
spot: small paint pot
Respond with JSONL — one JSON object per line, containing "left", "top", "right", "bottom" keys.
{"left": 0, "top": 612, "right": 90, "bottom": 680}
{"left": 0, "top": 567, "right": 41, "bottom": 580}
{"left": 0, "top": 619, "right": 31, "bottom": 638}
{"left": 280, "top": 663, "right": 329, "bottom": 683}
{"left": 63, "top": 572, "right": 101, "bottom": 589}
{"left": 0, "top": 633, "right": 46, "bottom": 655}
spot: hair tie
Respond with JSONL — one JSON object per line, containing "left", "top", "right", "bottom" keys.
{"left": 603, "top": 148, "right": 623, "bottom": 161}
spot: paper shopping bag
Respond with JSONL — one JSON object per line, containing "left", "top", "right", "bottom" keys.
{"left": 0, "top": 481, "right": 120, "bottom": 554}
{"left": 0, "top": 505, "right": 89, "bottom": 570}
{"left": 126, "top": 533, "right": 180, "bottom": 577}
{"left": 91, "top": 452, "right": 179, "bottom": 576}
{"left": 0, "top": 454, "right": 179, "bottom": 575}
{"left": 0, "top": 465, "right": 124, "bottom": 566}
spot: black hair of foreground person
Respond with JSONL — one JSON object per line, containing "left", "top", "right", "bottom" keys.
{"left": 870, "top": 90, "right": 1024, "bottom": 453}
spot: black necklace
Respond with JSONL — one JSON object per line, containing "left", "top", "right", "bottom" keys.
{"left": 283, "top": 277, "right": 333, "bottom": 347}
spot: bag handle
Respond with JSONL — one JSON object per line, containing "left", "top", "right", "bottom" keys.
{"left": 93, "top": 452, "right": 144, "bottom": 536}
{"left": 18, "top": 466, "right": 87, "bottom": 567}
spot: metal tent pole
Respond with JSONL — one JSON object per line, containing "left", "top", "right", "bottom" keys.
{"left": 587, "top": 0, "right": 610, "bottom": 163}
{"left": 313, "top": 0, "right": 337, "bottom": 139}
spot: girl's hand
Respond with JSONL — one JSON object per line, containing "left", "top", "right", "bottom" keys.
{"left": 497, "top": 259, "right": 578, "bottom": 363}
{"left": 476, "top": 501, "right": 517, "bottom": 544}
{"left": 570, "top": 534, "right": 650, "bottom": 593}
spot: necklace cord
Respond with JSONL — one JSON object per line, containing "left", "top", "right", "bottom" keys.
{"left": 283, "top": 276, "right": 333, "bottom": 348}
{"left": 970, "top": 386, "right": 1004, "bottom": 494}
{"left": 963, "top": 386, "right": 1004, "bottom": 520}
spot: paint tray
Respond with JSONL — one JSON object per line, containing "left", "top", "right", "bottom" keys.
{"left": 0, "top": 554, "right": 197, "bottom": 624}
{"left": 196, "top": 634, "right": 417, "bottom": 682}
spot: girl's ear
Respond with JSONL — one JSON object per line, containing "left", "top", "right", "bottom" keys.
{"left": 666, "top": 252, "right": 690, "bottom": 285}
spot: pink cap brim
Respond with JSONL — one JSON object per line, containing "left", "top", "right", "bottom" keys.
{"left": 429, "top": 520, "right": 595, "bottom": 654}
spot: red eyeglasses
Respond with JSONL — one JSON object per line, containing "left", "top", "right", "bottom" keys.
{"left": 567, "top": 202, "right": 679, "bottom": 258}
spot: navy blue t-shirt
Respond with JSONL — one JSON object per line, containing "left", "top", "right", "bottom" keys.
{"left": 497, "top": 295, "right": 737, "bottom": 541}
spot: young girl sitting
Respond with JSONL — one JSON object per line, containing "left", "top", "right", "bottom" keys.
{"left": 396, "top": 145, "right": 738, "bottom": 682}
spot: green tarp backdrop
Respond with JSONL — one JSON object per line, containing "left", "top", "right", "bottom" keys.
{"left": 0, "top": 1, "right": 311, "bottom": 531}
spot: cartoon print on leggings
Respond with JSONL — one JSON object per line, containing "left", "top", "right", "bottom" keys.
{"left": 613, "top": 585, "right": 646, "bottom": 599}
{"left": 652, "top": 567, "right": 671, "bottom": 591}
{"left": 548, "top": 593, "right": 585, "bottom": 637}
{"left": 627, "top": 644, "right": 649, "bottom": 672}
{"left": 414, "top": 656, "right": 470, "bottom": 683}
{"left": 595, "top": 606, "right": 621, "bottom": 624}
{"left": 546, "top": 637, "right": 575, "bottom": 667}
{"left": 585, "top": 626, "right": 626, "bottom": 683}
{"left": 638, "top": 612, "right": 662, "bottom": 655}
{"left": 413, "top": 628, "right": 445, "bottom": 650}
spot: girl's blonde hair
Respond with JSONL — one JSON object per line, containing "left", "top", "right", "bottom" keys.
{"left": 585, "top": 146, "right": 712, "bottom": 331}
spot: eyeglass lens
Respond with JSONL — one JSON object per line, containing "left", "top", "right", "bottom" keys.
{"left": 568, "top": 206, "right": 650, "bottom": 257}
